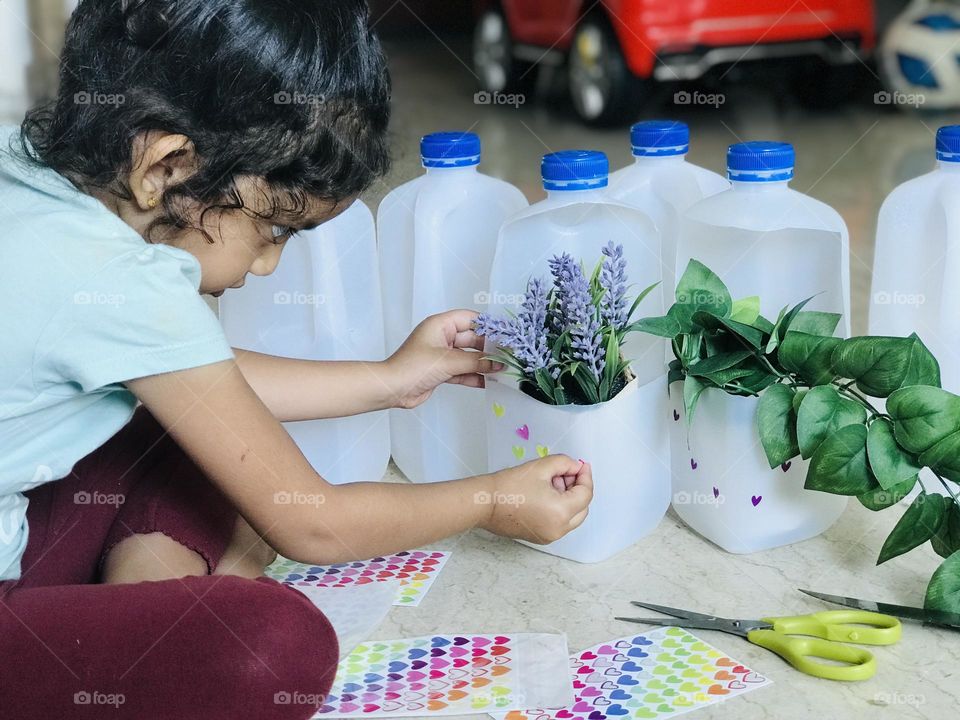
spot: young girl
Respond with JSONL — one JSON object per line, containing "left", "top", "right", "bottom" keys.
{"left": 0, "top": 1, "right": 593, "bottom": 719}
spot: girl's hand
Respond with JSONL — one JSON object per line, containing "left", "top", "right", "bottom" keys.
{"left": 385, "top": 309, "right": 504, "bottom": 409}
{"left": 479, "top": 455, "right": 593, "bottom": 544}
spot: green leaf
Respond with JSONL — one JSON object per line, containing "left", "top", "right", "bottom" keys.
{"left": 691, "top": 312, "right": 764, "bottom": 350}
{"left": 831, "top": 335, "right": 942, "bottom": 398}
{"left": 756, "top": 383, "right": 800, "bottom": 468}
{"left": 729, "top": 296, "right": 760, "bottom": 324}
{"left": 683, "top": 376, "right": 707, "bottom": 429}
{"left": 752, "top": 314, "right": 776, "bottom": 335}
{"left": 779, "top": 332, "right": 842, "bottom": 386}
{"left": 887, "top": 386, "right": 960, "bottom": 455}
{"left": 766, "top": 297, "right": 815, "bottom": 354}
{"left": 602, "top": 328, "right": 620, "bottom": 396}
{"left": 729, "top": 370, "right": 778, "bottom": 396}
{"left": 878, "top": 492, "right": 946, "bottom": 564}
{"left": 572, "top": 363, "right": 600, "bottom": 405}
{"left": 764, "top": 306, "right": 789, "bottom": 354}
{"left": 805, "top": 423, "right": 878, "bottom": 496}
{"left": 552, "top": 385, "right": 568, "bottom": 405}
{"left": 626, "top": 281, "right": 661, "bottom": 321}
{"left": 925, "top": 551, "right": 960, "bottom": 614}
{"left": 788, "top": 311, "right": 842, "bottom": 337}
{"left": 796, "top": 386, "right": 868, "bottom": 459}
{"left": 630, "top": 315, "right": 681, "bottom": 338}
{"left": 857, "top": 475, "right": 917, "bottom": 511}
{"left": 705, "top": 367, "right": 757, "bottom": 388}
{"left": 687, "top": 350, "right": 753, "bottom": 377}
{"left": 534, "top": 368, "right": 555, "bottom": 401}
{"left": 777, "top": 297, "right": 816, "bottom": 339}
{"left": 792, "top": 388, "right": 808, "bottom": 415}
{"left": 918, "top": 432, "right": 960, "bottom": 484}
{"left": 866, "top": 419, "right": 923, "bottom": 490}
{"left": 667, "top": 359, "right": 685, "bottom": 387}
{"left": 673, "top": 260, "right": 732, "bottom": 324}
{"left": 932, "top": 498, "right": 960, "bottom": 559}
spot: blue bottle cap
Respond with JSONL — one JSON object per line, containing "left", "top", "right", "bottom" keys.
{"left": 936, "top": 125, "right": 960, "bottom": 162}
{"left": 420, "top": 131, "right": 481, "bottom": 168}
{"left": 541, "top": 150, "right": 609, "bottom": 191}
{"left": 727, "top": 141, "right": 795, "bottom": 182}
{"left": 631, "top": 120, "right": 690, "bottom": 157}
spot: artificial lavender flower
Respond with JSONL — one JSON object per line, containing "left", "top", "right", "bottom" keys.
{"left": 549, "top": 253, "right": 605, "bottom": 381}
{"left": 475, "top": 276, "right": 554, "bottom": 376}
{"left": 600, "top": 241, "right": 629, "bottom": 330}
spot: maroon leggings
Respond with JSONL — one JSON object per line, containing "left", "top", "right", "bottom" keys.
{"left": 0, "top": 408, "right": 339, "bottom": 720}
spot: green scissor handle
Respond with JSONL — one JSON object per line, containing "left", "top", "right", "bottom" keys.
{"left": 746, "top": 628, "right": 877, "bottom": 681}
{"left": 744, "top": 611, "right": 901, "bottom": 682}
{"left": 765, "top": 610, "right": 902, "bottom": 646}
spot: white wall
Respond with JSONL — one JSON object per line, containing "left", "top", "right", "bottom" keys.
{"left": 0, "top": 0, "right": 34, "bottom": 124}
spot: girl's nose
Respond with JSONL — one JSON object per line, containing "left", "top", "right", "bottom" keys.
{"left": 249, "top": 242, "right": 284, "bottom": 277}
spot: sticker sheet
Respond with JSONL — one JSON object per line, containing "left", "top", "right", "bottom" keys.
{"left": 314, "top": 633, "right": 572, "bottom": 718}
{"left": 266, "top": 550, "right": 450, "bottom": 606}
{"left": 492, "top": 627, "right": 772, "bottom": 720}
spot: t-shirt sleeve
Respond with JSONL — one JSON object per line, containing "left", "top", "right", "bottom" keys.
{"left": 37, "top": 245, "right": 235, "bottom": 392}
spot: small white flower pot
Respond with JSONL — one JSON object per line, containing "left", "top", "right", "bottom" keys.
{"left": 485, "top": 375, "right": 671, "bottom": 563}
{"left": 669, "top": 383, "right": 847, "bottom": 554}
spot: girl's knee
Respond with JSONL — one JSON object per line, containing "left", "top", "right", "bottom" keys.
{"left": 101, "top": 532, "right": 208, "bottom": 583}
{"left": 205, "top": 577, "right": 340, "bottom": 717}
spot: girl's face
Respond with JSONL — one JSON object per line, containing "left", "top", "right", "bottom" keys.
{"left": 165, "top": 177, "right": 353, "bottom": 297}
{"left": 93, "top": 132, "right": 354, "bottom": 296}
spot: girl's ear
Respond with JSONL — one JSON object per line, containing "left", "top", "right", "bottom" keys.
{"left": 128, "top": 131, "right": 198, "bottom": 211}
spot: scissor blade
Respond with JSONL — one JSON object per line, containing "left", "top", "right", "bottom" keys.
{"left": 616, "top": 617, "right": 750, "bottom": 637}
{"left": 799, "top": 589, "right": 960, "bottom": 631}
{"left": 630, "top": 601, "right": 720, "bottom": 622}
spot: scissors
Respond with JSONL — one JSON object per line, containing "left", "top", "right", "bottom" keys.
{"left": 616, "top": 601, "right": 902, "bottom": 681}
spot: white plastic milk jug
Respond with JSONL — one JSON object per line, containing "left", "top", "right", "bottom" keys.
{"left": 608, "top": 120, "right": 728, "bottom": 296}
{"left": 219, "top": 199, "right": 390, "bottom": 485}
{"left": 672, "top": 142, "right": 849, "bottom": 553}
{"left": 870, "top": 125, "right": 960, "bottom": 391}
{"left": 484, "top": 150, "right": 671, "bottom": 563}
{"left": 378, "top": 131, "right": 528, "bottom": 484}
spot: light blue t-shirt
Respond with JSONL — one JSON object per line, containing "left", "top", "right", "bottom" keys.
{"left": 0, "top": 127, "right": 235, "bottom": 581}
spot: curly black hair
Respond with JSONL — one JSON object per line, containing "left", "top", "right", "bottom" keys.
{"left": 19, "top": 0, "right": 391, "bottom": 241}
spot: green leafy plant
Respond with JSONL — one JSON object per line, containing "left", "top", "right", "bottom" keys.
{"left": 636, "top": 260, "right": 960, "bottom": 614}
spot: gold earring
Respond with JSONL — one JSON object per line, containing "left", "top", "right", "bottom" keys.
{"left": 147, "top": 197, "right": 158, "bottom": 209}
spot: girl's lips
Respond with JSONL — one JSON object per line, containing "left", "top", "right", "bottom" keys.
{"left": 211, "top": 290, "right": 224, "bottom": 297}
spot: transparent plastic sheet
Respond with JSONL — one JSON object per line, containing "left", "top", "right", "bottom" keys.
{"left": 294, "top": 579, "right": 400, "bottom": 660}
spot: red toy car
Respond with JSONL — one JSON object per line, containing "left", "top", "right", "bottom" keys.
{"left": 473, "top": 0, "right": 876, "bottom": 125}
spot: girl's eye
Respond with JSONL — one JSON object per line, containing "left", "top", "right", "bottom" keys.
{"left": 271, "top": 225, "right": 295, "bottom": 239}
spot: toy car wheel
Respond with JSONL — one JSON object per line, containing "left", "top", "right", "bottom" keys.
{"left": 473, "top": 5, "right": 532, "bottom": 93}
{"left": 568, "top": 15, "right": 646, "bottom": 126}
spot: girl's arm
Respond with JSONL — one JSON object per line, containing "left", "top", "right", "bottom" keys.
{"left": 232, "top": 350, "right": 396, "bottom": 420}
{"left": 232, "top": 309, "right": 504, "bottom": 421}
{"left": 125, "top": 359, "right": 592, "bottom": 564}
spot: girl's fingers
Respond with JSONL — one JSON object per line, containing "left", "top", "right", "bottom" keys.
{"left": 445, "top": 349, "right": 503, "bottom": 377}
{"left": 446, "top": 373, "right": 485, "bottom": 389}
{"left": 551, "top": 476, "right": 566, "bottom": 493}
{"left": 453, "top": 329, "right": 485, "bottom": 351}
{"left": 537, "top": 453, "right": 584, "bottom": 479}
{"left": 440, "top": 309, "right": 482, "bottom": 335}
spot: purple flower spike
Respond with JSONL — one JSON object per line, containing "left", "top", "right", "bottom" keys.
{"left": 475, "top": 277, "right": 554, "bottom": 376}
{"left": 549, "top": 253, "right": 605, "bottom": 381}
{"left": 600, "top": 241, "right": 628, "bottom": 329}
